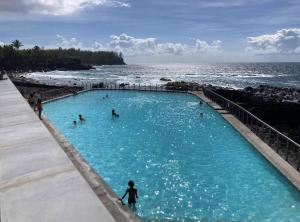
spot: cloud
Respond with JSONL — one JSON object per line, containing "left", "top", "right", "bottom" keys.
{"left": 246, "top": 28, "right": 300, "bottom": 54}
{"left": 56, "top": 34, "right": 83, "bottom": 48}
{"left": 108, "top": 34, "right": 157, "bottom": 56}
{"left": 197, "top": 0, "right": 269, "bottom": 8}
{"left": 94, "top": 41, "right": 104, "bottom": 50}
{"left": 106, "top": 34, "right": 189, "bottom": 56}
{"left": 195, "top": 39, "right": 222, "bottom": 53}
{"left": 157, "top": 42, "right": 188, "bottom": 55}
{"left": 102, "top": 33, "right": 222, "bottom": 56}
{"left": 51, "top": 33, "right": 223, "bottom": 62}
{"left": 0, "top": 0, "right": 130, "bottom": 16}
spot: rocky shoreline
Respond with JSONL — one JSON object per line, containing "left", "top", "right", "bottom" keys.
{"left": 212, "top": 85, "right": 300, "bottom": 143}
{"left": 11, "top": 76, "right": 83, "bottom": 102}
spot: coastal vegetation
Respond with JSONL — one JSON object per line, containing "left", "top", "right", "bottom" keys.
{"left": 0, "top": 40, "right": 125, "bottom": 72}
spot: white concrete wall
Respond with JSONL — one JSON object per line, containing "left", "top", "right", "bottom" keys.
{"left": 0, "top": 78, "right": 116, "bottom": 222}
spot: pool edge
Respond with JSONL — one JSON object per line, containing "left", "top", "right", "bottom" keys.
{"left": 42, "top": 117, "right": 141, "bottom": 222}
{"left": 191, "top": 91, "right": 300, "bottom": 191}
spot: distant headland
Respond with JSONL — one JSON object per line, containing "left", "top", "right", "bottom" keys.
{"left": 0, "top": 40, "right": 126, "bottom": 72}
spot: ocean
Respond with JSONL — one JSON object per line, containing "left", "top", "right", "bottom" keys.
{"left": 25, "top": 63, "right": 300, "bottom": 89}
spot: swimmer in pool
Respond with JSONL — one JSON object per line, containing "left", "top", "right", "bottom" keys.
{"left": 119, "top": 180, "right": 138, "bottom": 209}
{"left": 79, "top": 114, "right": 86, "bottom": 122}
{"left": 112, "top": 109, "right": 119, "bottom": 118}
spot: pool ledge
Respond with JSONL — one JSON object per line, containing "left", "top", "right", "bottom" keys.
{"left": 0, "top": 78, "right": 130, "bottom": 222}
{"left": 43, "top": 117, "right": 140, "bottom": 222}
{"left": 192, "top": 91, "right": 300, "bottom": 191}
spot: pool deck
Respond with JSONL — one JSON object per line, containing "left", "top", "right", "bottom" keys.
{"left": 193, "top": 91, "right": 300, "bottom": 190}
{"left": 0, "top": 78, "right": 118, "bottom": 221}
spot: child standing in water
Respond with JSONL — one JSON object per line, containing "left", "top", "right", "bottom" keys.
{"left": 119, "top": 180, "right": 138, "bottom": 209}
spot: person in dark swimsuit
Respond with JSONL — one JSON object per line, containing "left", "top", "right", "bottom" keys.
{"left": 36, "top": 98, "right": 43, "bottom": 120}
{"left": 112, "top": 109, "right": 119, "bottom": 118}
{"left": 119, "top": 180, "right": 138, "bottom": 208}
{"left": 28, "top": 93, "right": 34, "bottom": 108}
{"left": 79, "top": 114, "right": 85, "bottom": 122}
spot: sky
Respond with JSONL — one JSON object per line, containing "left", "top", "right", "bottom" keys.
{"left": 0, "top": 0, "right": 300, "bottom": 63}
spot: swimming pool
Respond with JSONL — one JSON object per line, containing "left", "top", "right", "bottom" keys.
{"left": 44, "top": 90, "right": 300, "bottom": 222}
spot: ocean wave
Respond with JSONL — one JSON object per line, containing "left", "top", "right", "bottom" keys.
{"left": 24, "top": 63, "right": 300, "bottom": 89}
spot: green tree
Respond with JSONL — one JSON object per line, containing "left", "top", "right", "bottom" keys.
{"left": 33, "top": 45, "right": 40, "bottom": 51}
{"left": 11, "top": 40, "right": 23, "bottom": 50}
{"left": 0, "top": 40, "right": 126, "bottom": 71}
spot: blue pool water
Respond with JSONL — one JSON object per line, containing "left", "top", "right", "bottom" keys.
{"left": 44, "top": 90, "right": 300, "bottom": 222}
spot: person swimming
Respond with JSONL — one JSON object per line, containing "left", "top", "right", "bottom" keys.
{"left": 106, "top": 94, "right": 109, "bottom": 98}
{"left": 119, "top": 180, "right": 138, "bottom": 208}
{"left": 112, "top": 109, "right": 119, "bottom": 118}
{"left": 79, "top": 114, "right": 85, "bottom": 122}
{"left": 200, "top": 112, "right": 204, "bottom": 117}
{"left": 73, "top": 120, "right": 77, "bottom": 127}
{"left": 199, "top": 101, "right": 203, "bottom": 105}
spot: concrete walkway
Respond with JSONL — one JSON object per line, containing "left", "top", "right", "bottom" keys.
{"left": 0, "top": 78, "right": 116, "bottom": 222}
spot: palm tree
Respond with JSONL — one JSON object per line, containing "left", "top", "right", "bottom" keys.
{"left": 11, "top": 40, "right": 23, "bottom": 50}
{"left": 33, "top": 45, "right": 40, "bottom": 51}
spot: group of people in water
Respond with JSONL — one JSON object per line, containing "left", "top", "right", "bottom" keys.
{"left": 73, "top": 95, "right": 120, "bottom": 127}
{"left": 73, "top": 108, "right": 119, "bottom": 127}
{"left": 102, "top": 94, "right": 109, "bottom": 100}
{"left": 26, "top": 91, "right": 207, "bottom": 210}
{"left": 73, "top": 114, "right": 86, "bottom": 127}
{"left": 27, "top": 92, "right": 43, "bottom": 120}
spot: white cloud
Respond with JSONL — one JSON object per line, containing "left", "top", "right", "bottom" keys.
{"left": 198, "top": 0, "right": 269, "bottom": 8}
{"left": 103, "top": 33, "right": 222, "bottom": 56}
{"left": 45, "top": 33, "right": 223, "bottom": 63}
{"left": 0, "top": 0, "right": 129, "bottom": 16}
{"left": 108, "top": 34, "right": 157, "bottom": 56}
{"left": 56, "top": 34, "right": 83, "bottom": 48}
{"left": 195, "top": 39, "right": 222, "bottom": 53}
{"left": 246, "top": 28, "right": 300, "bottom": 54}
{"left": 157, "top": 42, "right": 188, "bottom": 55}
{"left": 94, "top": 41, "right": 104, "bottom": 50}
